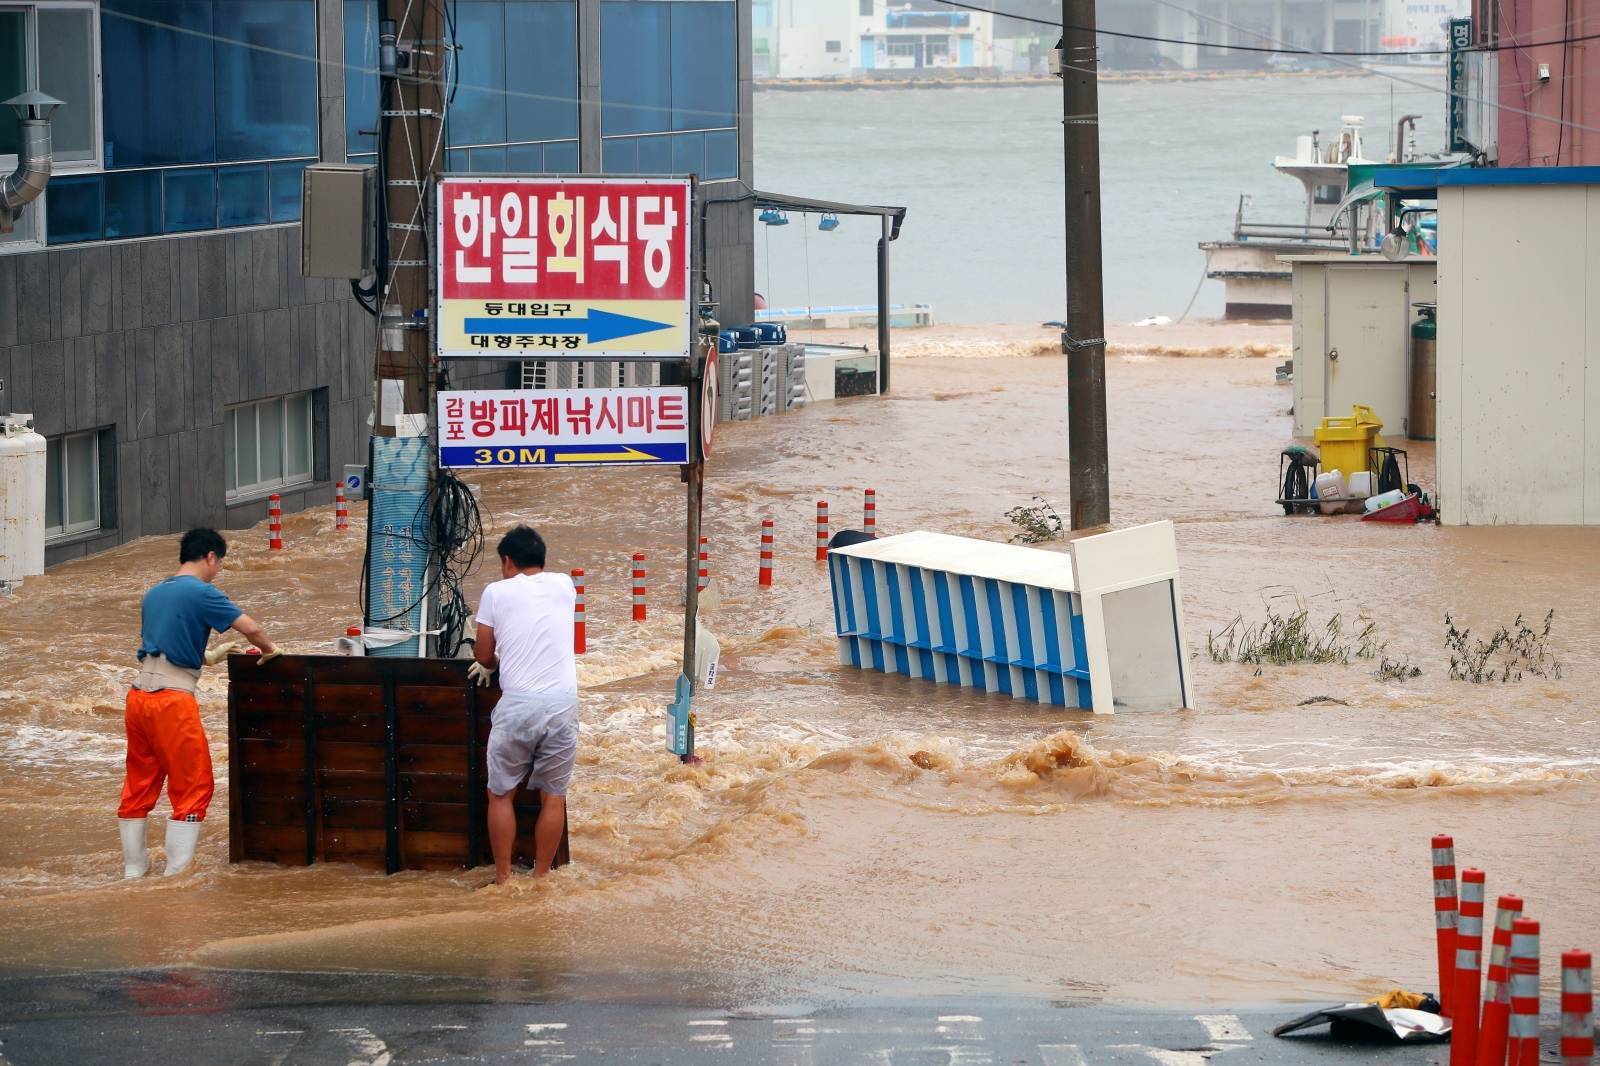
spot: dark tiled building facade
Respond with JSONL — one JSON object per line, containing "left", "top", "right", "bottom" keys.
{"left": 0, "top": 0, "right": 754, "bottom": 565}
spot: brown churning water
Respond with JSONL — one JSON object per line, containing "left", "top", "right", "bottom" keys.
{"left": 1, "top": 342, "right": 1597, "bottom": 1008}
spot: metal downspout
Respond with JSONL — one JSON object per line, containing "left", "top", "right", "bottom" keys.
{"left": 0, "top": 117, "right": 54, "bottom": 232}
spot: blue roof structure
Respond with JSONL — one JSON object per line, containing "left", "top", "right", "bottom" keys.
{"left": 1374, "top": 165, "right": 1600, "bottom": 197}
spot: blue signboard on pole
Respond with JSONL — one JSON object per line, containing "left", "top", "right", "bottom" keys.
{"left": 1448, "top": 18, "right": 1472, "bottom": 152}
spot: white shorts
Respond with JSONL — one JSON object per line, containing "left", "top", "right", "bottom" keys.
{"left": 486, "top": 690, "right": 579, "bottom": 797}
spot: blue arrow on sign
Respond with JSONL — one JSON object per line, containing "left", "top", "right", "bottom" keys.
{"left": 463, "top": 309, "right": 672, "bottom": 344}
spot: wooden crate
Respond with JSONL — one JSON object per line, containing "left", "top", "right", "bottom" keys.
{"left": 227, "top": 654, "right": 570, "bottom": 873}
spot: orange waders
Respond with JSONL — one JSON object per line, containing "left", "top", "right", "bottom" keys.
{"left": 117, "top": 688, "right": 214, "bottom": 822}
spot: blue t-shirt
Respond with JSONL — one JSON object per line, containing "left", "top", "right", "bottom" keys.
{"left": 137, "top": 575, "right": 243, "bottom": 669}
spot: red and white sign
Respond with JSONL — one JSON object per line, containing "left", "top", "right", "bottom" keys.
{"left": 436, "top": 176, "right": 692, "bottom": 360}
{"left": 700, "top": 349, "right": 717, "bottom": 460}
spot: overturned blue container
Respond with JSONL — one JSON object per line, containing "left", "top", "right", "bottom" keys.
{"left": 826, "top": 522, "right": 1194, "bottom": 713}
{"left": 752, "top": 322, "right": 787, "bottom": 345}
{"left": 731, "top": 326, "right": 762, "bottom": 350}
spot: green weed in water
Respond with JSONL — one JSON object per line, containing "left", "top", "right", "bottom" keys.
{"left": 1445, "top": 609, "right": 1561, "bottom": 684}
{"left": 1207, "top": 606, "right": 1378, "bottom": 667}
{"left": 1006, "top": 497, "right": 1064, "bottom": 544}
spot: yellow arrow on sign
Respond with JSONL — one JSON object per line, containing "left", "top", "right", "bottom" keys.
{"left": 553, "top": 446, "right": 657, "bottom": 463}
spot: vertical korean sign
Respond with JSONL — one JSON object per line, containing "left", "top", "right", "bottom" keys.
{"left": 1448, "top": 18, "right": 1472, "bottom": 152}
{"left": 436, "top": 176, "right": 692, "bottom": 360}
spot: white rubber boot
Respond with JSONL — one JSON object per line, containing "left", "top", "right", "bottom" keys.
{"left": 163, "top": 818, "right": 202, "bottom": 876}
{"left": 119, "top": 817, "right": 149, "bottom": 878}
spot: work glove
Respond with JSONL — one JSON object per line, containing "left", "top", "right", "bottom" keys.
{"left": 255, "top": 647, "right": 282, "bottom": 666}
{"left": 203, "top": 642, "right": 243, "bottom": 667}
{"left": 467, "top": 661, "right": 494, "bottom": 687}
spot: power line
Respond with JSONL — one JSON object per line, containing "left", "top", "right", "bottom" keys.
{"left": 1141, "top": 0, "right": 1600, "bottom": 140}
{"left": 928, "top": 0, "right": 1600, "bottom": 57}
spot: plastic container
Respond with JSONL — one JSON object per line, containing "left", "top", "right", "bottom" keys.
{"left": 336, "top": 626, "right": 365, "bottom": 657}
{"left": 1315, "top": 469, "right": 1347, "bottom": 515}
{"left": 1362, "top": 492, "right": 1426, "bottom": 523}
{"left": 1409, "top": 305, "right": 1437, "bottom": 441}
{"left": 1364, "top": 488, "right": 1408, "bottom": 513}
{"left": 752, "top": 322, "right": 787, "bottom": 346}
{"left": 731, "top": 326, "right": 763, "bottom": 350}
{"left": 1347, "top": 471, "right": 1375, "bottom": 498}
{"left": 1313, "top": 404, "right": 1385, "bottom": 477}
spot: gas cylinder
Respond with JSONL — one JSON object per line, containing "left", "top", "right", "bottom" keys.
{"left": 1409, "top": 304, "right": 1437, "bottom": 441}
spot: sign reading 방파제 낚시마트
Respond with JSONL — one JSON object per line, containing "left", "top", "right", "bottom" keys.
{"left": 436, "top": 176, "right": 692, "bottom": 360}
{"left": 438, "top": 387, "right": 691, "bottom": 468}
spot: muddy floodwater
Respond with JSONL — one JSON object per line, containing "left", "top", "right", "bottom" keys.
{"left": 2, "top": 331, "right": 1597, "bottom": 1009}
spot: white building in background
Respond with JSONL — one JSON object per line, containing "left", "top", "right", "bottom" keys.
{"left": 1378, "top": 0, "right": 1470, "bottom": 57}
{"left": 754, "top": 0, "right": 997, "bottom": 79}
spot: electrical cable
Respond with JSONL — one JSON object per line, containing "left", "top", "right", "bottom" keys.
{"left": 356, "top": 460, "right": 484, "bottom": 656}
{"left": 927, "top": 0, "right": 1600, "bottom": 57}
{"left": 1557, "top": 0, "right": 1572, "bottom": 162}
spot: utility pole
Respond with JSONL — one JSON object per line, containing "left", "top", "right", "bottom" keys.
{"left": 1060, "top": 0, "right": 1110, "bottom": 530}
{"left": 376, "top": 0, "right": 446, "bottom": 428}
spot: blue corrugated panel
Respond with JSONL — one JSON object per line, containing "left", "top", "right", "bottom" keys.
{"left": 829, "top": 545, "right": 1090, "bottom": 709}
{"left": 365, "top": 435, "right": 431, "bottom": 658}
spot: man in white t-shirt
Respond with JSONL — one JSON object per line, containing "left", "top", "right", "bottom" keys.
{"left": 471, "top": 525, "right": 578, "bottom": 885}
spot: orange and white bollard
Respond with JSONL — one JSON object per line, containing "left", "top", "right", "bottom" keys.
{"left": 1561, "top": 951, "right": 1594, "bottom": 1066}
{"left": 816, "top": 500, "right": 830, "bottom": 560}
{"left": 268, "top": 494, "right": 283, "bottom": 550}
{"left": 1477, "top": 894, "right": 1524, "bottom": 1066}
{"left": 1451, "top": 868, "right": 1487, "bottom": 1066}
{"left": 1434, "top": 834, "right": 1460, "bottom": 1017}
{"left": 1508, "top": 918, "right": 1541, "bottom": 1066}
{"left": 863, "top": 488, "right": 876, "bottom": 532}
{"left": 758, "top": 518, "right": 774, "bottom": 587}
{"left": 697, "top": 536, "right": 710, "bottom": 593}
{"left": 335, "top": 489, "right": 349, "bottom": 531}
{"left": 572, "top": 568, "right": 586, "bottom": 655}
{"left": 632, "top": 552, "right": 647, "bottom": 622}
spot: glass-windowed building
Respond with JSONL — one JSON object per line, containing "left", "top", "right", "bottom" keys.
{"left": 0, "top": 0, "right": 753, "bottom": 564}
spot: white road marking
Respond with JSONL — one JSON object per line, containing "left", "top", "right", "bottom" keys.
{"left": 1107, "top": 1043, "right": 1250, "bottom": 1065}
{"left": 526, "top": 1023, "right": 569, "bottom": 1033}
{"left": 330, "top": 1026, "right": 392, "bottom": 1066}
{"left": 1195, "top": 1015, "right": 1252, "bottom": 1043}
{"left": 937, "top": 1015, "right": 983, "bottom": 1023}
{"left": 1037, "top": 1044, "right": 1089, "bottom": 1066}
{"left": 688, "top": 1019, "right": 729, "bottom": 1026}
{"left": 523, "top": 1039, "right": 566, "bottom": 1046}
{"left": 691, "top": 1033, "right": 735, "bottom": 1042}
{"left": 431, "top": 1024, "right": 468, "bottom": 1031}
{"left": 258, "top": 1030, "right": 304, "bottom": 1036}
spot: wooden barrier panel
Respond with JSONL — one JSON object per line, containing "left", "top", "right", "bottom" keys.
{"left": 227, "top": 654, "right": 571, "bottom": 873}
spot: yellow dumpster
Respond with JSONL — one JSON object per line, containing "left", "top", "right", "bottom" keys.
{"left": 1313, "top": 404, "right": 1386, "bottom": 477}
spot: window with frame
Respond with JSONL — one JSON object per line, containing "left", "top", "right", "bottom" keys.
{"left": 599, "top": 0, "right": 737, "bottom": 180}
{"left": 225, "top": 392, "right": 314, "bottom": 499}
{"left": 27, "top": 0, "right": 317, "bottom": 248}
{"left": 825, "top": 39, "right": 841, "bottom": 53}
{"left": 0, "top": 2, "right": 99, "bottom": 250}
{"left": 45, "top": 430, "right": 100, "bottom": 539}
{"left": 346, "top": 0, "right": 579, "bottom": 175}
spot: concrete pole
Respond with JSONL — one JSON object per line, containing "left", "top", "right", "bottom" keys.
{"left": 1061, "top": 0, "right": 1110, "bottom": 530}
{"left": 376, "top": 0, "right": 445, "bottom": 428}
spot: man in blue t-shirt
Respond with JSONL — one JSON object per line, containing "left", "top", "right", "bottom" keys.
{"left": 118, "top": 528, "right": 278, "bottom": 878}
